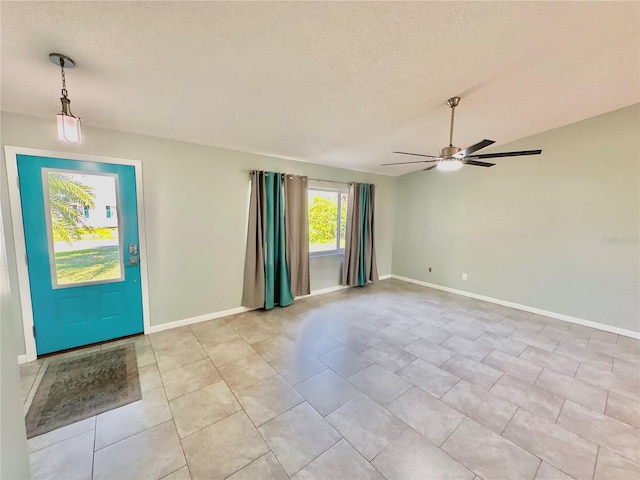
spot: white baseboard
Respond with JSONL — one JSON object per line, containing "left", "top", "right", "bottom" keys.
{"left": 390, "top": 275, "right": 639, "bottom": 340}
{"left": 299, "top": 284, "right": 349, "bottom": 298}
{"left": 145, "top": 276, "right": 395, "bottom": 335}
{"left": 147, "top": 306, "right": 255, "bottom": 334}
{"left": 16, "top": 275, "right": 396, "bottom": 363}
{"left": 298, "top": 275, "right": 391, "bottom": 299}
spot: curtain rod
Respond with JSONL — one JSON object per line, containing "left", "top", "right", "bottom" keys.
{"left": 242, "top": 169, "right": 374, "bottom": 186}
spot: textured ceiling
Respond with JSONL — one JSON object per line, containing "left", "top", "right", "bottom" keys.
{"left": 1, "top": 1, "right": 638, "bottom": 176}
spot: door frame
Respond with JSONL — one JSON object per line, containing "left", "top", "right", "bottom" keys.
{"left": 4, "top": 146, "right": 151, "bottom": 362}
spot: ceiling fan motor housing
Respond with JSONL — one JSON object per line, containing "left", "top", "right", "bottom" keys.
{"left": 440, "top": 145, "right": 461, "bottom": 157}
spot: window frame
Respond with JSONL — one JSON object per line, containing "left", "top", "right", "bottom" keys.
{"left": 308, "top": 186, "right": 348, "bottom": 257}
{"left": 41, "top": 168, "right": 125, "bottom": 289}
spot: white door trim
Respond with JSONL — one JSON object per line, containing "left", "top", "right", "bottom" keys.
{"left": 4, "top": 146, "right": 151, "bottom": 362}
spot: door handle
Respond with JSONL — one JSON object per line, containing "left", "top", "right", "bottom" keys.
{"left": 129, "top": 243, "right": 138, "bottom": 255}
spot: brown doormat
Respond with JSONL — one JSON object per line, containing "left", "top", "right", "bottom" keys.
{"left": 25, "top": 344, "right": 141, "bottom": 438}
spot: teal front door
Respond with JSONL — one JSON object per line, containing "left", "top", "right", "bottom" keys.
{"left": 17, "top": 154, "right": 144, "bottom": 355}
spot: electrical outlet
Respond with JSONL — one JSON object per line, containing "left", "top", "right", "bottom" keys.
{"left": 462, "top": 273, "right": 468, "bottom": 280}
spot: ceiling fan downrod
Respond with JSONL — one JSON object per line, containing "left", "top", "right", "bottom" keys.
{"left": 439, "top": 96, "right": 462, "bottom": 157}
{"left": 446, "top": 96, "right": 460, "bottom": 147}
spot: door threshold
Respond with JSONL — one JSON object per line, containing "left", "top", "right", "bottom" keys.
{"left": 37, "top": 333, "right": 146, "bottom": 360}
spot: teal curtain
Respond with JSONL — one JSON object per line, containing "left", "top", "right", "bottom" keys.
{"left": 242, "top": 170, "right": 309, "bottom": 310}
{"left": 357, "top": 185, "right": 369, "bottom": 286}
{"left": 263, "top": 172, "right": 294, "bottom": 309}
{"left": 343, "top": 183, "right": 378, "bottom": 287}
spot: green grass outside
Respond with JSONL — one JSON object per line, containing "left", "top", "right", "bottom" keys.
{"left": 53, "top": 227, "right": 118, "bottom": 243}
{"left": 55, "top": 246, "right": 121, "bottom": 285}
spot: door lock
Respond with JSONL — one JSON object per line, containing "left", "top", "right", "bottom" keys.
{"left": 129, "top": 243, "right": 138, "bottom": 255}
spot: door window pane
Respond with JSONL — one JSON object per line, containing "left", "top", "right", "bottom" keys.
{"left": 44, "top": 170, "right": 124, "bottom": 287}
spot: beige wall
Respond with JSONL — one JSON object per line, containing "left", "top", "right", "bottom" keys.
{"left": 1, "top": 112, "right": 395, "bottom": 356}
{"left": 0, "top": 197, "right": 30, "bottom": 479}
{"left": 3, "top": 103, "right": 637, "bottom": 364}
{"left": 392, "top": 104, "right": 640, "bottom": 333}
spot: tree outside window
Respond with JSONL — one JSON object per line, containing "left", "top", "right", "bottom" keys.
{"left": 308, "top": 188, "right": 348, "bottom": 254}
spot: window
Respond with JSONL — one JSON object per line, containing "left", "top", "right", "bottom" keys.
{"left": 44, "top": 170, "right": 123, "bottom": 288}
{"left": 308, "top": 188, "right": 348, "bottom": 255}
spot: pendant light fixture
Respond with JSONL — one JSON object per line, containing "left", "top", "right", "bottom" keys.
{"left": 49, "top": 53, "right": 82, "bottom": 143}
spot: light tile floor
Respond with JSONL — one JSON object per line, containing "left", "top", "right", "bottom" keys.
{"left": 20, "top": 279, "right": 640, "bottom": 480}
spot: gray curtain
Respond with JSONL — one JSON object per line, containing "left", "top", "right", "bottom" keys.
{"left": 242, "top": 171, "right": 310, "bottom": 308}
{"left": 241, "top": 171, "right": 266, "bottom": 308}
{"left": 284, "top": 175, "right": 310, "bottom": 297}
{"left": 343, "top": 183, "right": 378, "bottom": 287}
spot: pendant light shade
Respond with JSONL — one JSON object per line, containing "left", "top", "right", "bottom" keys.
{"left": 50, "top": 53, "right": 82, "bottom": 144}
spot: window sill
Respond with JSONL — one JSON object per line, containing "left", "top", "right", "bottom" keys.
{"left": 309, "top": 250, "right": 345, "bottom": 259}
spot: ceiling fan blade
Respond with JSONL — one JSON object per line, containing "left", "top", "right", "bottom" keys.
{"left": 453, "top": 139, "right": 495, "bottom": 158}
{"left": 392, "top": 151, "right": 440, "bottom": 158}
{"left": 463, "top": 160, "right": 495, "bottom": 167}
{"left": 465, "top": 149, "right": 542, "bottom": 160}
{"left": 381, "top": 159, "right": 439, "bottom": 166}
{"left": 423, "top": 165, "right": 438, "bottom": 171}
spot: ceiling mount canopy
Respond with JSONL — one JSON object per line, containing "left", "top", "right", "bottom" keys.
{"left": 49, "top": 52, "right": 82, "bottom": 144}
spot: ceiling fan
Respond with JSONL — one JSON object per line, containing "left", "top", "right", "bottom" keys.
{"left": 383, "top": 96, "right": 542, "bottom": 171}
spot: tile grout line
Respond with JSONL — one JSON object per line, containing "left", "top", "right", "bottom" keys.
{"left": 20, "top": 282, "right": 639, "bottom": 480}
{"left": 177, "top": 403, "right": 243, "bottom": 441}
{"left": 437, "top": 413, "right": 468, "bottom": 449}
{"left": 499, "top": 405, "right": 520, "bottom": 436}
{"left": 222, "top": 367, "right": 295, "bottom": 477}
{"left": 161, "top": 464, "right": 189, "bottom": 480}
{"left": 221, "top": 451, "right": 280, "bottom": 480}
{"left": 322, "top": 414, "right": 393, "bottom": 479}
{"left": 506, "top": 405, "right": 612, "bottom": 475}
{"left": 91, "top": 342, "right": 189, "bottom": 473}
{"left": 253, "top": 391, "right": 341, "bottom": 478}
{"left": 319, "top": 384, "right": 408, "bottom": 477}
{"left": 592, "top": 445, "right": 601, "bottom": 480}
{"left": 530, "top": 455, "right": 544, "bottom": 479}
{"left": 532, "top": 365, "right": 545, "bottom": 384}
{"left": 501, "top": 406, "right": 521, "bottom": 436}
{"left": 91, "top": 421, "right": 97, "bottom": 480}
{"left": 287, "top": 436, "right": 342, "bottom": 478}
{"left": 26, "top": 420, "right": 97, "bottom": 455}
{"left": 178, "top": 325, "right": 275, "bottom": 434}
{"left": 554, "top": 398, "right": 567, "bottom": 424}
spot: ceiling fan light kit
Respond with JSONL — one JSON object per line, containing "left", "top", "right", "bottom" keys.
{"left": 49, "top": 53, "right": 82, "bottom": 144}
{"left": 384, "top": 96, "right": 542, "bottom": 172}
{"left": 436, "top": 159, "right": 463, "bottom": 171}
